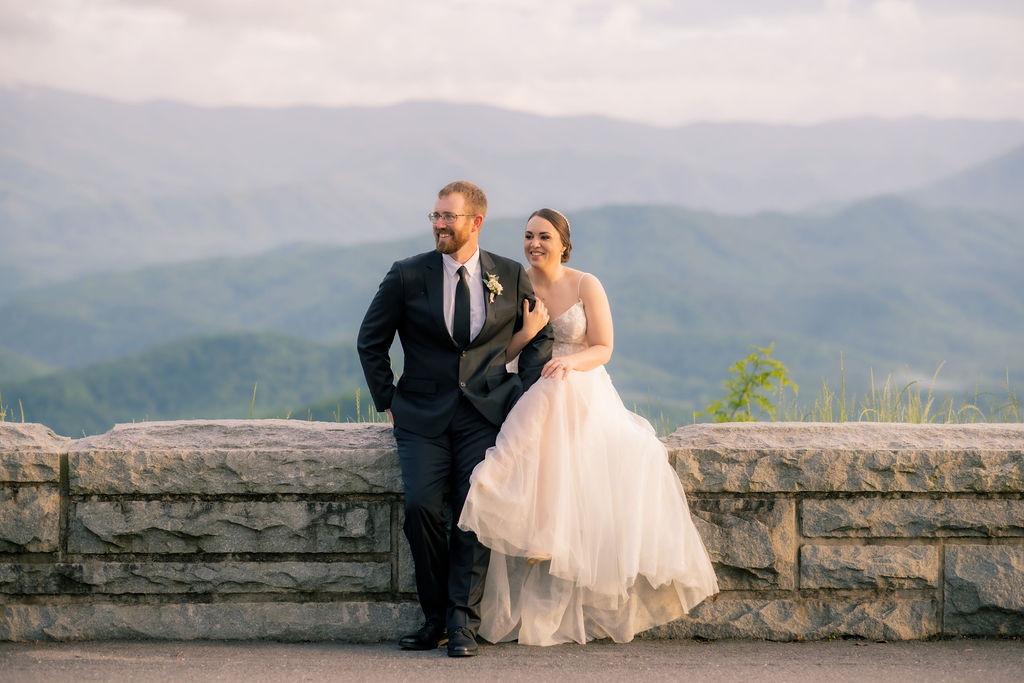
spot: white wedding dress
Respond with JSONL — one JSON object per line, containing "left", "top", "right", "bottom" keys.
{"left": 458, "top": 285, "right": 719, "bottom": 645}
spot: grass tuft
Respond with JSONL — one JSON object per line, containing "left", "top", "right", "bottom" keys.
{"left": 779, "top": 361, "right": 1020, "bottom": 424}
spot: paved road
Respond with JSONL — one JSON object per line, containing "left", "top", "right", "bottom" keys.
{"left": 2, "top": 638, "right": 1023, "bottom": 682}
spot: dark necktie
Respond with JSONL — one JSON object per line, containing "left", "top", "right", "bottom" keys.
{"left": 454, "top": 266, "right": 471, "bottom": 348}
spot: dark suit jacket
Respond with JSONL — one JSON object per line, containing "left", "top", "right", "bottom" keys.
{"left": 358, "top": 249, "right": 553, "bottom": 438}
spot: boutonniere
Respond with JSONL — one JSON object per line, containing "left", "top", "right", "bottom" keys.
{"left": 484, "top": 272, "right": 503, "bottom": 303}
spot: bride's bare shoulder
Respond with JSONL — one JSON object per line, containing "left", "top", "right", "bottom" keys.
{"left": 578, "top": 271, "right": 608, "bottom": 302}
{"left": 573, "top": 269, "right": 603, "bottom": 288}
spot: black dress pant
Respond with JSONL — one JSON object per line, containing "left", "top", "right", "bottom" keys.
{"left": 394, "top": 395, "right": 499, "bottom": 634}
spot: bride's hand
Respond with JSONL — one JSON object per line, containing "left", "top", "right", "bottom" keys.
{"left": 542, "top": 356, "right": 573, "bottom": 380}
{"left": 522, "top": 298, "right": 550, "bottom": 339}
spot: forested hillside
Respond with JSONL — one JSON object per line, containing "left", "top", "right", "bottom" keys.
{"left": 3, "top": 198, "right": 1020, "bottom": 435}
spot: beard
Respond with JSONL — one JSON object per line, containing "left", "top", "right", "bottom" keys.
{"left": 434, "top": 228, "right": 468, "bottom": 254}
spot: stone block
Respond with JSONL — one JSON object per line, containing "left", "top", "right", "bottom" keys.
{"left": 0, "top": 486, "right": 60, "bottom": 552}
{"left": 689, "top": 498, "right": 795, "bottom": 589}
{"left": 70, "top": 500, "right": 390, "bottom": 554}
{"left": 73, "top": 420, "right": 395, "bottom": 452}
{"left": 670, "top": 422, "right": 1024, "bottom": 493}
{"left": 70, "top": 420, "right": 401, "bottom": 495}
{"left": 0, "top": 601, "right": 422, "bottom": 642}
{"left": 0, "top": 423, "right": 67, "bottom": 483}
{"left": 945, "top": 545, "right": 1024, "bottom": 636}
{"left": 0, "top": 561, "right": 390, "bottom": 594}
{"left": 800, "top": 545, "right": 938, "bottom": 589}
{"left": 395, "top": 507, "right": 417, "bottom": 594}
{"left": 801, "top": 499, "right": 1024, "bottom": 538}
{"left": 397, "top": 540, "right": 416, "bottom": 594}
{"left": 0, "top": 453, "right": 61, "bottom": 484}
{"left": 643, "top": 596, "right": 937, "bottom": 641}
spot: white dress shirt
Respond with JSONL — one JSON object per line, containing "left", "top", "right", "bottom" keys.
{"left": 442, "top": 250, "right": 486, "bottom": 344}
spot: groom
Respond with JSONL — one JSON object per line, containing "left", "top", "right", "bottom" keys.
{"left": 357, "top": 181, "right": 552, "bottom": 656}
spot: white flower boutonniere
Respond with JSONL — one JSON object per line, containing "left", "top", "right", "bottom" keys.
{"left": 484, "top": 272, "right": 503, "bottom": 303}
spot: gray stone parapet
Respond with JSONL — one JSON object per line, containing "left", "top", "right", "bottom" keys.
{"left": 1, "top": 420, "right": 1022, "bottom": 641}
{"left": 669, "top": 422, "right": 1024, "bottom": 640}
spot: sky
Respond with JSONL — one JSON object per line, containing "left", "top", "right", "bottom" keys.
{"left": 1, "top": 0, "right": 1023, "bottom": 127}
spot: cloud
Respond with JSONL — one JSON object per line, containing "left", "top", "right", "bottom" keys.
{"left": 1, "top": 0, "right": 1022, "bottom": 125}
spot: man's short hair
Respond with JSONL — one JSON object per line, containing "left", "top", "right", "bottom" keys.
{"left": 439, "top": 181, "right": 487, "bottom": 218}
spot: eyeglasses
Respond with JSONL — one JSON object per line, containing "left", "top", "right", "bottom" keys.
{"left": 428, "top": 212, "right": 476, "bottom": 225}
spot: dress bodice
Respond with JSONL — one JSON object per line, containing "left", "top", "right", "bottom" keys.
{"left": 551, "top": 300, "right": 587, "bottom": 358}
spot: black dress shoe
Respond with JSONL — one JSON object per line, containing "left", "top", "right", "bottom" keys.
{"left": 399, "top": 622, "right": 447, "bottom": 650}
{"left": 446, "top": 627, "right": 479, "bottom": 657}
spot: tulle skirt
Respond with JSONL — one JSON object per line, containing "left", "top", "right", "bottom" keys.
{"left": 458, "top": 367, "right": 718, "bottom": 645}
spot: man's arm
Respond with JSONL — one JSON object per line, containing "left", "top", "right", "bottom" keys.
{"left": 511, "top": 264, "right": 553, "bottom": 391}
{"left": 357, "top": 262, "right": 403, "bottom": 413}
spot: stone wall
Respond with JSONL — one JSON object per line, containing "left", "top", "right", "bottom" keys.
{"left": 1, "top": 420, "right": 1022, "bottom": 642}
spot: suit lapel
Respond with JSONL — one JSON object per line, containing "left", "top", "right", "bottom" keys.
{"left": 423, "top": 251, "right": 453, "bottom": 343}
{"left": 478, "top": 250, "right": 499, "bottom": 337}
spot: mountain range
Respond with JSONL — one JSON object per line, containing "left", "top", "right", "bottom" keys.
{"left": 2, "top": 197, "right": 1021, "bottom": 436}
{"left": 1, "top": 86, "right": 1021, "bottom": 435}
{"left": 3, "top": 86, "right": 1024, "bottom": 294}
{"left": 910, "top": 143, "right": 1024, "bottom": 216}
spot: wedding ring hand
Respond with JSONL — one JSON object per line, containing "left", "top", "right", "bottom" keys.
{"left": 543, "top": 358, "right": 571, "bottom": 379}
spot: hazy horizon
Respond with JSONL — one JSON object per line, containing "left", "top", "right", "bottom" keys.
{"left": 7, "top": 82, "right": 1024, "bottom": 131}
{"left": 2, "top": 1, "right": 1022, "bottom": 127}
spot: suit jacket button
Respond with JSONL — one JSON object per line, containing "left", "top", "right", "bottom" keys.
{"left": 459, "top": 381, "right": 467, "bottom": 388}
{"left": 460, "top": 350, "right": 467, "bottom": 358}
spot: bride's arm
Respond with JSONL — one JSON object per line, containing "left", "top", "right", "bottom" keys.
{"left": 506, "top": 297, "right": 550, "bottom": 361}
{"left": 542, "top": 274, "right": 613, "bottom": 379}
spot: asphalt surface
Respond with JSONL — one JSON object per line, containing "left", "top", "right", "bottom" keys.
{"left": 2, "top": 638, "right": 1023, "bottom": 682}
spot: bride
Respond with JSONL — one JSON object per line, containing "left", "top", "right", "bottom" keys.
{"left": 458, "top": 208, "right": 718, "bottom": 646}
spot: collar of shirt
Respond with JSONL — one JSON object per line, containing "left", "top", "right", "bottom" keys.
{"left": 441, "top": 249, "right": 481, "bottom": 282}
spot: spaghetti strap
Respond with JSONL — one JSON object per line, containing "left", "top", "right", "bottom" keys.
{"left": 576, "top": 272, "right": 590, "bottom": 300}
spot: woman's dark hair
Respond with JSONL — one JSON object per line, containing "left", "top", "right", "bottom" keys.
{"left": 529, "top": 208, "right": 572, "bottom": 262}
